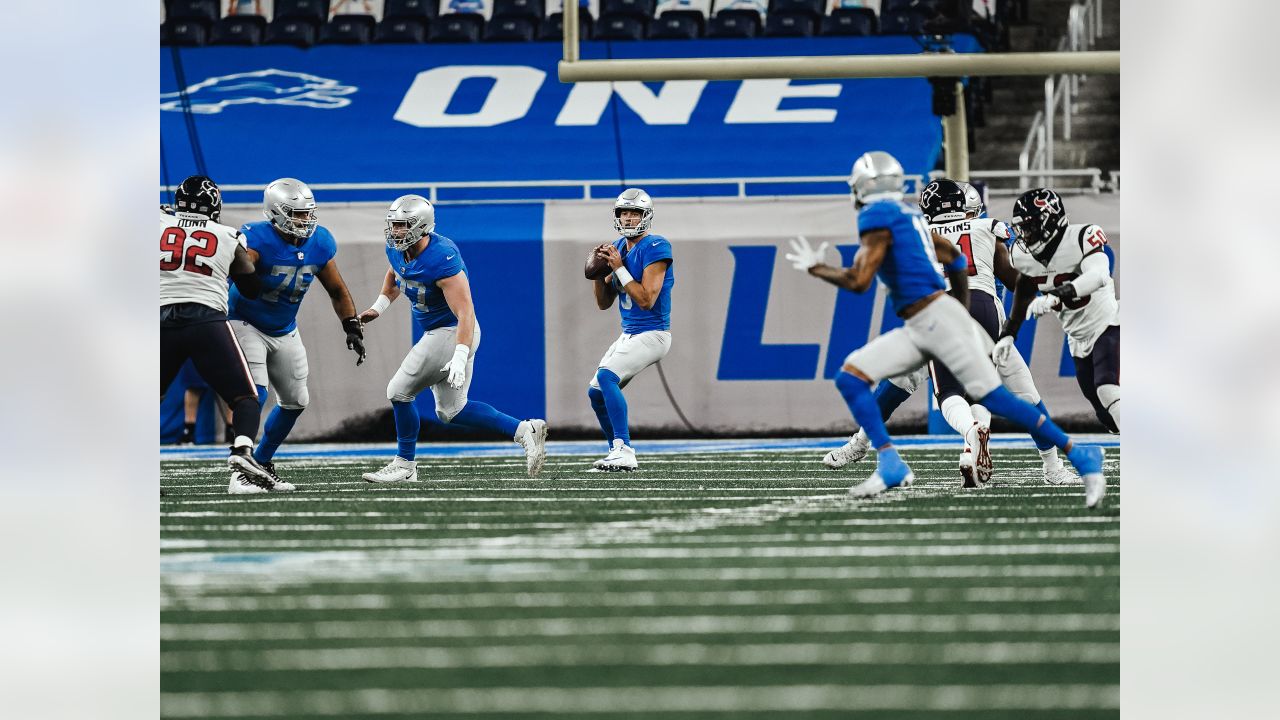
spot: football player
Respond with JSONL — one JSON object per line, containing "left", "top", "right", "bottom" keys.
{"left": 817, "top": 179, "right": 1075, "bottom": 487}
{"left": 226, "top": 178, "right": 367, "bottom": 491}
{"left": 996, "top": 188, "right": 1120, "bottom": 432}
{"left": 586, "top": 188, "right": 675, "bottom": 472}
{"left": 785, "top": 151, "right": 1107, "bottom": 508}
{"left": 160, "top": 175, "right": 277, "bottom": 493}
{"left": 358, "top": 195, "right": 548, "bottom": 482}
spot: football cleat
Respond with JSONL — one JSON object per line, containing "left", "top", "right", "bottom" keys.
{"left": 594, "top": 440, "right": 638, "bottom": 472}
{"left": 1084, "top": 472, "right": 1107, "bottom": 509}
{"left": 851, "top": 449, "right": 913, "bottom": 497}
{"left": 228, "top": 445, "right": 275, "bottom": 483}
{"left": 227, "top": 472, "right": 269, "bottom": 495}
{"left": 974, "top": 425, "right": 993, "bottom": 484}
{"left": 515, "top": 419, "right": 548, "bottom": 477}
{"left": 362, "top": 457, "right": 418, "bottom": 483}
{"left": 1066, "top": 445, "right": 1107, "bottom": 509}
{"left": 823, "top": 433, "right": 871, "bottom": 469}
{"left": 258, "top": 462, "right": 296, "bottom": 492}
{"left": 1043, "top": 465, "right": 1079, "bottom": 486}
{"left": 958, "top": 424, "right": 986, "bottom": 489}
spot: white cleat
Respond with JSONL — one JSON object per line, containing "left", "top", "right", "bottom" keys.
{"left": 362, "top": 456, "right": 418, "bottom": 483}
{"left": 849, "top": 469, "right": 914, "bottom": 498}
{"left": 1083, "top": 472, "right": 1107, "bottom": 509}
{"left": 958, "top": 424, "right": 983, "bottom": 489}
{"left": 1043, "top": 466, "right": 1080, "bottom": 486}
{"left": 594, "top": 440, "right": 638, "bottom": 472}
{"left": 823, "top": 435, "right": 871, "bottom": 469}
{"left": 515, "top": 419, "right": 548, "bottom": 477}
{"left": 258, "top": 462, "right": 296, "bottom": 492}
{"left": 227, "top": 472, "right": 269, "bottom": 495}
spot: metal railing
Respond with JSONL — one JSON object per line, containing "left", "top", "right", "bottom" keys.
{"left": 1019, "top": 0, "right": 1106, "bottom": 188}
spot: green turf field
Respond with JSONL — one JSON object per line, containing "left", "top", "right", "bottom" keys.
{"left": 161, "top": 446, "right": 1120, "bottom": 718}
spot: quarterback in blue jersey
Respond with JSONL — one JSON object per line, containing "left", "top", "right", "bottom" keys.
{"left": 227, "top": 178, "right": 366, "bottom": 492}
{"left": 357, "top": 195, "right": 548, "bottom": 482}
{"left": 586, "top": 188, "right": 675, "bottom": 471}
{"left": 785, "top": 151, "right": 1108, "bottom": 509}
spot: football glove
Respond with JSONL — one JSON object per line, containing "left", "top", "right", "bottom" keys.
{"left": 1046, "top": 282, "right": 1078, "bottom": 301}
{"left": 784, "top": 235, "right": 830, "bottom": 272}
{"left": 442, "top": 344, "right": 470, "bottom": 390}
{"left": 1026, "top": 295, "right": 1060, "bottom": 319}
{"left": 342, "top": 317, "right": 366, "bottom": 366}
{"left": 991, "top": 335, "right": 1016, "bottom": 366}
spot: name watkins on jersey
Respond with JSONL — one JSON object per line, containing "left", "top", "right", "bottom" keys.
{"left": 393, "top": 66, "right": 844, "bottom": 128}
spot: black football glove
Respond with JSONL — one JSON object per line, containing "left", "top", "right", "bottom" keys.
{"left": 1046, "top": 282, "right": 1078, "bottom": 301}
{"left": 342, "top": 317, "right": 366, "bottom": 366}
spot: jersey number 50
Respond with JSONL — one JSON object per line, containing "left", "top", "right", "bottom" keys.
{"left": 160, "top": 227, "right": 219, "bottom": 276}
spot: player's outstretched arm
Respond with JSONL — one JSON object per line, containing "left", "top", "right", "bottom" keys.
{"left": 359, "top": 268, "right": 401, "bottom": 324}
{"left": 805, "top": 229, "right": 889, "bottom": 293}
{"left": 317, "top": 260, "right": 365, "bottom": 365}
{"left": 229, "top": 244, "right": 262, "bottom": 299}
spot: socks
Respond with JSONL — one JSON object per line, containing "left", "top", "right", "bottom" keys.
{"left": 835, "top": 372, "right": 892, "bottom": 449}
{"left": 451, "top": 400, "right": 520, "bottom": 439}
{"left": 979, "top": 386, "right": 1071, "bottom": 452}
{"left": 1040, "top": 447, "right": 1064, "bottom": 470}
{"left": 595, "top": 369, "right": 630, "bottom": 446}
{"left": 392, "top": 400, "right": 420, "bottom": 461}
{"left": 1096, "top": 384, "right": 1120, "bottom": 431}
{"left": 254, "top": 406, "right": 303, "bottom": 464}
{"left": 587, "top": 386, "right": 615, "bottom": 449}
{"left": 940, "top": 395, "right": 977, "bottom": 436}
{"left": 1030, "top": 401, "right": 1056, "bottom": 451}
{"left": 229, "top": 395, "right": 261, "bottom": 445}
{"left": 874, "top": 380, "right": 913, "bottom": 420}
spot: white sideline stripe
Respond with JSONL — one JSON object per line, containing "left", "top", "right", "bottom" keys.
{"left": 161, "top": 684, "right": 1119, "bottom": 716}
{"left": 162, "top": 511, "right": 1117, "bottom": 525}
{"left": 161, "top": 613, "right": 1119, "bottom": 642}
{"left": 161, "top": 585, "right": 1096, "bottom": 612}
{"left": 161, "top": 642, "right": 1120, "bottom": 673}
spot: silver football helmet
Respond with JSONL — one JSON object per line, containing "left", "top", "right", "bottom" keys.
{"left": 263, "top": 178, "right": 318, "bottom": 242}
{"left": 959, "top": 181, "right": 985, "bottom": 218}
{"left": 613, "top": 188, "right": 653, "bottom": 239}
{"left": 848, "top": 151, "right": 905, "bottom": 209}
{"left": 385, "top": 194, "right": 436, "bottom": 252}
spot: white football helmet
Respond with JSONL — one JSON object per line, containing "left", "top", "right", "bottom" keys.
{"left": 959, "top": 181, "right": 985, "bottom": 218}
{"left": 613, "top": 188, "right": 653, "bottom": 238}
{"left": 848, "top": 151, "right": 906, "bottom": 209}
{"left": 263, "top": 178, "right": 318, "bottom": 242}
{"left": 385, "top": 194, "right": 436, "bottom": 252}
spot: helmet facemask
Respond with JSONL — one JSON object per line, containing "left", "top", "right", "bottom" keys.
{"left": 263, "top": 178, "right": 319, "bottom": 243}
{"left": 614, "top": 206, "right": 652, "bottom": 238}
{"left": 385, "top": 195, "right": 436, "bottom": 252}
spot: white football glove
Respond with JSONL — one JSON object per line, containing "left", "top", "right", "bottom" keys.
{"left": 991, "top": 336, "right": 1016, "bottom": 366}
{"left": 1026, "top": 294, "right": 1060, "bottom": 319}
{"left": 441, "top": 344, "right": 470, "bottom": 390}
{"left": 784, "top": 235, "right": 830, "bottom": 272}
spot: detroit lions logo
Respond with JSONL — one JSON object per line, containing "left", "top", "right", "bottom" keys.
{"left": 160, "top": 69, "right": 356, "bottom": 114}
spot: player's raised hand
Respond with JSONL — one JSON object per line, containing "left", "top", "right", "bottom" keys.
{"left": 342, "top": 317, "right": 367, "bottom": 366}
{"left": 1026, "top": 295, "right": 1060, "bottom": 319}
{"left": 441, "top": 344, "right": 470, "bottom": 390}
{"left": 784, "top": 236, "right": 829, "bottom": 271}
{"left": 991, "top": 336, "right": 1015, "bottom": 365}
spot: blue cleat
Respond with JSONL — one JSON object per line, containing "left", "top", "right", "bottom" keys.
{"left": 849, "top": 448, "right": 914, "bottom": 498}
{"left": 1067, "top": 445, "right": 1107, "bottom": 509}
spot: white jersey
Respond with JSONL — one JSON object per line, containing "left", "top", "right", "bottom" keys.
{"left": 159, "top": 210, "right": 247, "bottom": 314}
{"left": 1010, "top": 222, "right": 1119, "bottom": 357}
{"left": 929, "top": 216, "right": 1011, "bottom": 300}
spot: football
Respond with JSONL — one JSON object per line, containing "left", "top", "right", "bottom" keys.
{"left": 584, "top": 244, "right": 613, "bottom": 280}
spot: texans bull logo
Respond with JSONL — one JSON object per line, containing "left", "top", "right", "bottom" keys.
{"left": 160, "top": 69, "right": 357, "bottom": 114}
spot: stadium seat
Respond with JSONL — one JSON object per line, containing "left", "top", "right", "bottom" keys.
{"left": 647, "top": 13, "right": 701, "bottom": 39}
{"left": 764, "top": 11, "right": 813, "bottom": 36}
{"left": 211, "top": 15, "right": 268, "bottom": 45}
{"left": 881, "top": 0, "right": 936, "bottom": 13}
{"left": 274, "top": 0, "right": 330, "bottom": 24}
{"left": 483, "top": 17, "right": 536, "bottom": 41}
{"left": 879, "top": 9, "right": 927, "bottom": 34}
{"left": 321, "top": 14, "right": 376, "bottom": 43}
{"left": 428, "top": 13, "right": 483, "bottom": 42}
{"left": 166, "top": 0, "right": 219, "bottom": 26}
{"left": 491, "top": 0, "right": 544, "bottom": 23}
{"left": 767, "top": 0, "right": 821, "bottom": 20}
{"left": 536, "top": 11, "right": 595, "bottom": 41}
{"left": 594, "top": 15, "right": 646, "bottom": 40}
{"left": 162, "top": 19, "right": 209, "bottom": 46}
{"left": 265, "top": 18, "right": 319, "bottom": 47}
{"left": 384, "top": 0, "right": 439, "bottom": 21}
{"left": 821, "top": 7, "right": 876, "bottom": 36}
{"left": 706, "top": 9, "right": 761, "bottom": 38}
{"left": 601, "top": 0, "right": 656, "bottom": 22}
{"left": 657, "top": 9, "right": 707, "bottom": 34}
{"left": 375, "top": 17, "right": 429, "bottom": 42}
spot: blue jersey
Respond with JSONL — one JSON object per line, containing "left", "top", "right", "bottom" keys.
{"left": 228, "top": 221, "right": 338, "bottom": 336}
{"left": 856, "top": 199, "right": 945, "bottom": 315}
{"left": 610, "top": 233, "right": 674, "bottom": 333}
{"left": 386, "top": 232, "right": 467, "bottom": 331}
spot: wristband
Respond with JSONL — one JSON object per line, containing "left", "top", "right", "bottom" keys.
{"left": 452, "top": 344, "right": 471, "bottom": 361}
{"left": 370, "top": 294, "right": 391, "bottom": 314}
{"left": 944, "top": 253, "right": 968, "bottom": 273}
{"left": 614, "top": 266, "right": 635, "bottom": 287}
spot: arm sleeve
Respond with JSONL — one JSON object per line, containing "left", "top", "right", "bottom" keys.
{"left": 1070, "top": 251, "right": 1111, "bottom": 296}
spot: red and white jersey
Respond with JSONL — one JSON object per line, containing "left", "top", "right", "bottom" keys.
{"left": 929, "top": 216, "right": 1011, "bottom": 300}
{"left": 1011, "top": 223, "right": 1119, "bottom": 357}
{"left": 159, "top": 210, "right": 246, "bottom": 314}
